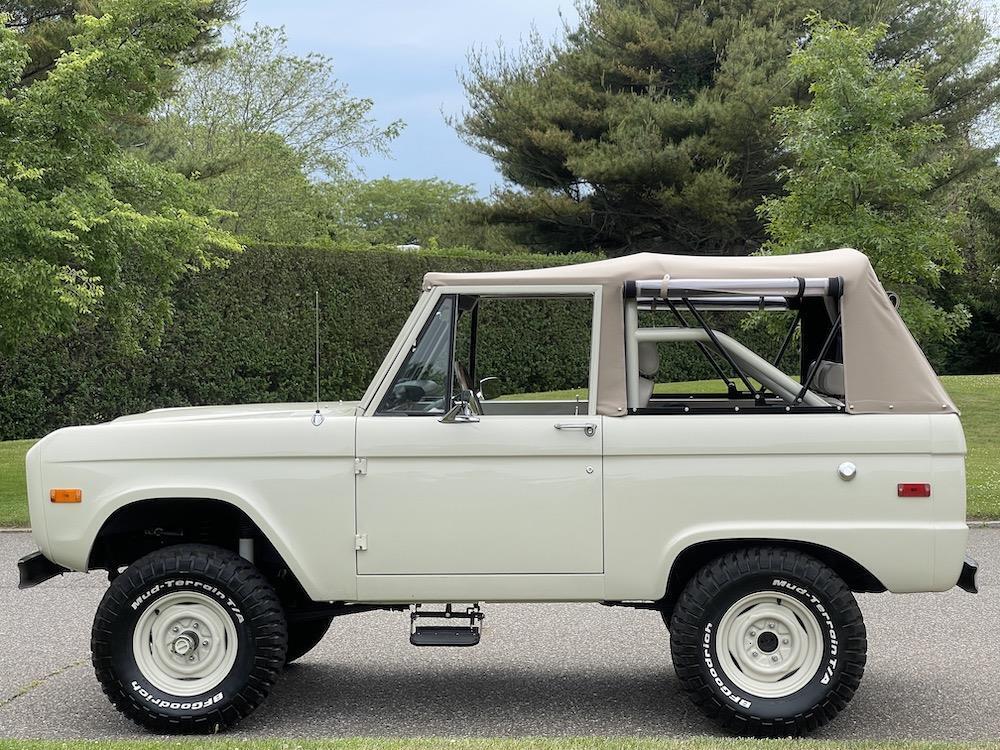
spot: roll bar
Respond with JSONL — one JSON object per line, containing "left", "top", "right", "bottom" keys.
{"left": 623, "top": 275, "right": 844, "bottom": 412}
{"left": 640, "top": 296, "right": 789, "bottom": 312}
{"left": 625, "top": 276, "right": 843, "bottom": 301}
{"left": 633, "top": 328, "right": 828, "bottom": 407}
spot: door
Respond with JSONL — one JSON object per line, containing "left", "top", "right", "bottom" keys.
{"left": 355, "top": 415, "right": 603, "bottom": 574}
{"left": 354, "top": 290, "right": 604, "bottom": 577}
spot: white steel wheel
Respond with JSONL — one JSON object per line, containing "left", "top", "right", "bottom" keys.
{"left": 132, "top": 590, "right": 239, "bottom": 697}
{"left": 715, "top": 590, "right": 824, "bottom": 699}
{"left": 94, "top": 544, "right": 287, "bottom": 733}
{"left": 670, "top": 548, "right": 868, "bottom": 736}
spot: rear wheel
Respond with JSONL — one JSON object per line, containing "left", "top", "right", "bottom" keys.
{"left": 669, "top": 547, "right": 867, "bottom": 736}
{"left": 92, "top": 544, "right": 287, "bottom": 733}
{"left": 285, "top": 616, "right": 333, "bottom": 665}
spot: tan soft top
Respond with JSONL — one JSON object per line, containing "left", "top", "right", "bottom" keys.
{"left": 424, "top": 248, "right": 956, "bottom": 417}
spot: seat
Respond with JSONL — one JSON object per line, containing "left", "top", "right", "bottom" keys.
{"left": 637, "top": 342, "right": 659, "bottom": 407}
{"left": 811, "top": 360, "right": 845, "bottom": 397}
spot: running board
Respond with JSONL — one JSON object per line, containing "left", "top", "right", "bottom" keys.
{"left": 410, "top": 603, "right": 484, "bottom": 647}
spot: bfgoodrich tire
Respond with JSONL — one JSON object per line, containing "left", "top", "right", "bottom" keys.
{"left": 91, "top": 544, "right": 287, "bottom": 733}
{"left": 285, "top": 616, "right": 333, "bottom": 665}
{"left": 669, "top": 547, "right": 867, "bottom": 736}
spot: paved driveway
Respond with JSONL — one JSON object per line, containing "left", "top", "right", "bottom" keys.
{"left": 0, "top": 530, "right": 997, "bottom": 739}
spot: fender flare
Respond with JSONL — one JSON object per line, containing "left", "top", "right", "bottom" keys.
{"left": 656, "top": 525, "right": 887, "bottom": 599}
{"left": 83, "top": 485, "right": 325, "bottom": 600}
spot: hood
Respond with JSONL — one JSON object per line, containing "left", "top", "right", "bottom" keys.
{"left": 112, "top": 401, "right": 361, "bottom": 425}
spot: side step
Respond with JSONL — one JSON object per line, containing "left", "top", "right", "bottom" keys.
{"left": 410, "top": 603, "right": 484, "bottom": 647}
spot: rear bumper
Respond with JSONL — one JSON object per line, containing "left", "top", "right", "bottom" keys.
{"left": 957, "top": 556, "right": 979, "bottom": 594}
{"left": 17, "top": 550, "right": 68, "bottom": 590}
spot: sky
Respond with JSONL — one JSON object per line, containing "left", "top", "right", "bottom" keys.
{"left": 240, "top": 1, "right": 579, "bottom": 195}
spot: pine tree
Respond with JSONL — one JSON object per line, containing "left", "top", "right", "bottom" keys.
{"left": 458, "top": 0, "right": 999, "bottom": 256}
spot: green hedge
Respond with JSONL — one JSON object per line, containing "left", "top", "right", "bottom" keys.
{"left": 0, "top": 244, "right": 792, "bottom": 440}
{"left": 0, "top": 246, "right": 597, "bottom": 439}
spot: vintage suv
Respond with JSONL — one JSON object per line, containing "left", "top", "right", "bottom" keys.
{"left": 19, "top": 248, "right": 979, "bottom": 736}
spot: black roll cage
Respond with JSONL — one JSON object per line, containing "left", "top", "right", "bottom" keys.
{"left": 623, "top": 276, "right": 846, "bottom": 415}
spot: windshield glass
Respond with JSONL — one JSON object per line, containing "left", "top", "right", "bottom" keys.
{"left": 378, "top": 296, "right": 454, "bottom": 415}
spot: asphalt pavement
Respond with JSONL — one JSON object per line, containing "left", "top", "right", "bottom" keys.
{"left": 0, "top": 530, "right": 997, "bottom": 740}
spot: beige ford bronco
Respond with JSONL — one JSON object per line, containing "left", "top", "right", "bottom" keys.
{"left": 19, "top": 248, "right": 978, "bottom": 735}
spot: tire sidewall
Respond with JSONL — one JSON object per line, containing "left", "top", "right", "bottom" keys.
{"left": 109, "top": 574, "right": 257, "bottom": 718}
{"left": 697, "top": 572, "right": 845, "bottom": 720}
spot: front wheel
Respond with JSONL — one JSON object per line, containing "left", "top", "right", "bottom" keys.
{"left": 91, "top": 544, "right": 287, "bottom": 733}
{"left": 669, "top": 547, "right": 867, "bottom": 736}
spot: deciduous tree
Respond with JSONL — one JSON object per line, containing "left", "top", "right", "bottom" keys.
{"left": 146, "top": 24, "right": 403, "bottom": 242}
{"left": 942, "top": 167, "right": 1000, "bottom": 371}
{"left": 0, "top": 0, "right": 241, "bottom": 352}
{"left": 758, "top": 16, "right": 967, "bottom": 348}
{"left": 1, "top": 0, "right": 240, "bottom": 86}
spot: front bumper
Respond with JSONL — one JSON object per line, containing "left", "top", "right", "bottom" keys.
{"left": 957, "top": 556, "right": 979, "bottom": 594}
{"left": 17, "top": 551, "right": 68, "bottom": 590}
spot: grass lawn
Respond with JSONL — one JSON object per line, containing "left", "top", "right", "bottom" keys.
{"left": 942, "top": 375, "right": 1000, "bottom": 519}
{"left": 0, "top": 740, "right": 997, "bottom": 750}
{"left": 0, "top": 439, "right": 34, "bottom": 528}
{"left": 0, "top": 374, "right": 996, "bottom": 526}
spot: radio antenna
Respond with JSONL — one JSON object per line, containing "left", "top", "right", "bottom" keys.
{"left": 311, "top": 291, "right": 324, "bottom": 427}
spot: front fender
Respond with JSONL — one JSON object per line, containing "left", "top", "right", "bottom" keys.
{"left": 50, "top": 484, "right": 345, "bottom": 602}
{"left": 32, "top": 414, "right": 359, "bottom": 602}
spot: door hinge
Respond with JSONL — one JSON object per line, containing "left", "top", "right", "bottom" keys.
{"left": 354, "top": 457, "right": 368, "bottom": 475}
{"left": 354, "top": 533, "right": 368, "bottom": 551}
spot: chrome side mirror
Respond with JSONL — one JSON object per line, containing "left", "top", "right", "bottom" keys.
{"left": 440, "top": 389, "right": 480, "bottom": 424}
{"left": 477, "top": 376, "right": 502, "bottom": 401}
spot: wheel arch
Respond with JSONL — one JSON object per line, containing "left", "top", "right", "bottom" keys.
{"left": 87, "top": 494, "right": 316, "bottom": 603}
{"left": 659, "top": 538, "right": 886, "bottom": 624}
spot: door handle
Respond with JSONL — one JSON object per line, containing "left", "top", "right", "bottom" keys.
{"left": 554, "top": 422, "right": 597, "bottom": 437}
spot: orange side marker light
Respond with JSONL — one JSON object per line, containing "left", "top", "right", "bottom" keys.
{"left": 50, "top": 488, "right": 82, "bottom": 503}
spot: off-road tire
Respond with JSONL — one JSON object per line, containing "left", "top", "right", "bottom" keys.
{"left": 669, "top": 547, "right": 867, "bottom": 736}
{"left": 285, "top": 616, "right": 333, "bottom": 665}
{"left": 91, "top": 544, "right": 287, "bottom": 733}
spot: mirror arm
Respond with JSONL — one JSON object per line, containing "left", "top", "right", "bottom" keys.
{"left": 439, "top": 389, "right": 480, "bottom": 424}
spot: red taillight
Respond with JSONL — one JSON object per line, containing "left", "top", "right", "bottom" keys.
{"left": 898, "top": 483, "right": 931, "bottom": 498}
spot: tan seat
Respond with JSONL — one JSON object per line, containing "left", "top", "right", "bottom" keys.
{"left": 812, "top": 360, "right": 845, "bottom": 397}
{"left": 637, "top": 342, "right": 659, "bottom": 407}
